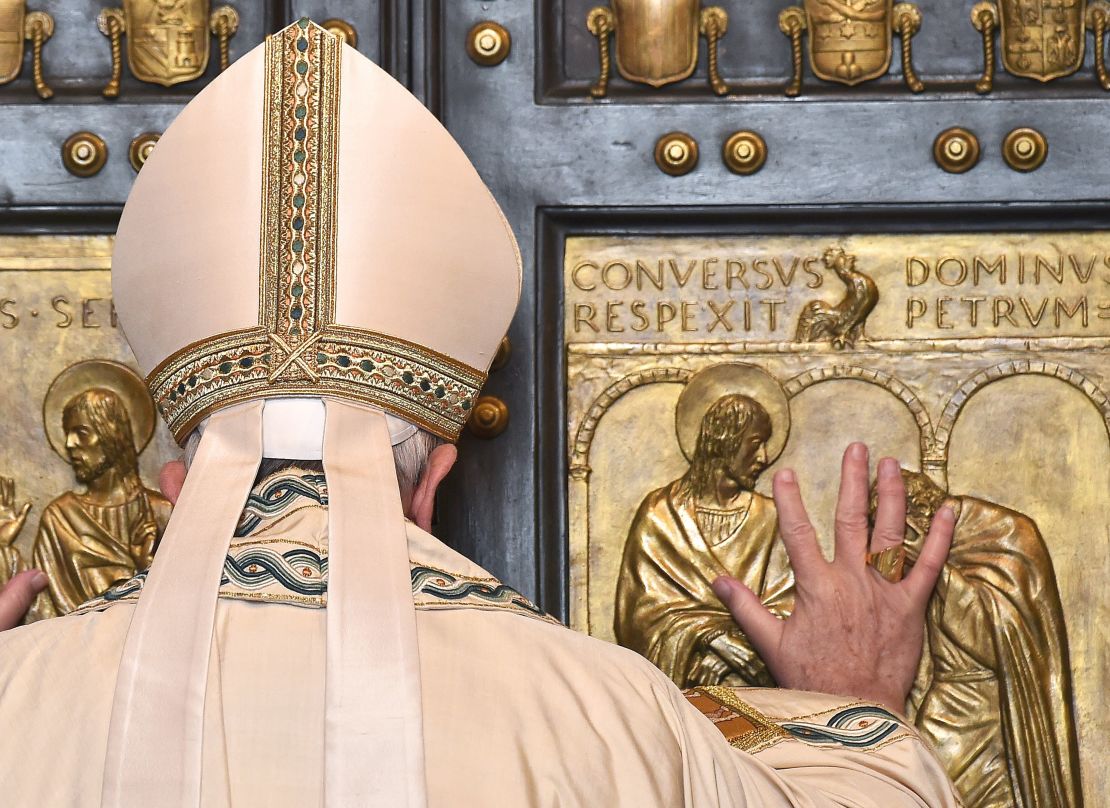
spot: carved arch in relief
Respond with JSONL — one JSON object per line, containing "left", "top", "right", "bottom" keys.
{"left": 783, "top": 365, "right": 935, "bottom": 461}
{"left": 935, "top": 361, "right": 1110, "bottom": 463}
{"left": 570, "top": 366, "right": 693, "bottom": 479}
{"left": 571, "top": 362, "right": 936, "bottom": 477}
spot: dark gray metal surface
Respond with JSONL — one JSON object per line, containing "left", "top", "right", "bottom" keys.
{"left": 0, "top": 1, "right": 390, "bottom": 207}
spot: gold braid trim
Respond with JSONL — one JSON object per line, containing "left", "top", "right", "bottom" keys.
{"left": 148, "top": 325, "right": 484, "bottom": 443}
{"left": 686, "top": 686, "right": 791, "bottom": 753}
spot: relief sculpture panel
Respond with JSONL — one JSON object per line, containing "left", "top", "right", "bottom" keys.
{"left": 565, "top": 232, "right": 1109, "bottom": 806}
{"left": 614, "top": 363, "right": 795, "bottom": 687}
{"left": 0, "top": 236, "right": 180, "bottom": 621}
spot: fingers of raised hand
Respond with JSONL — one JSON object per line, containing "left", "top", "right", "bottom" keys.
{"left": 904, "top": 506, "right": 955, "bottom": 604}
{"left": 712, "top": 575, "right": 782, "bottom": 658}
{"left": 0, "top": 570, "right": 47, "bottom": 630}
{"left": 870, "top": 457, "right": 907, "bottom": 555}
{"left": 834, "top": 443, "right": 872, "bottom": 562}
{"left": 771, "top": 469, "right": 825, "bottom": 577}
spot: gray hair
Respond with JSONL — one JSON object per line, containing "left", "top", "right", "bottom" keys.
{"left": 391, "top": 428, "right": 442, "bottom": 503}
{"left": 182, "top": 424, "right": 442, "bottom": 503}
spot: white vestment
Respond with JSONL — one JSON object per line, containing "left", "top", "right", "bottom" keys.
{"left": 0, "top": 467, "right": 958, "bottom": 807}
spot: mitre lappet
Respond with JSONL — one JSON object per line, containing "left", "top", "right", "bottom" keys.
{"left": 109, "top": 18, "right": 520, "bottom": 807}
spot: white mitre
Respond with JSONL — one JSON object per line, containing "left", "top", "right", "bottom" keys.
{"left": 108, "top": 18, "right": 520, "bottom": 808}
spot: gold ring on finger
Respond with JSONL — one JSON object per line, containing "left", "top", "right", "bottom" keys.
{"left": 865, "top": 545, "right": 907, "bottom": 583}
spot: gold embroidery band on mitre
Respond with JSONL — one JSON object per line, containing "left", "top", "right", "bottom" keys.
{"left": 148, "top": 326, "right": 485, "bottom": 443}
{"left": 145, "top": 20, "right": 485, "bottom": 444}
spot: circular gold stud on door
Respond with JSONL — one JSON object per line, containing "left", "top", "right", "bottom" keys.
{"left": 654, "top": 132, "right": 699, "bottom": 176}
{"left": 322, "top": 18, "right": 358, "bottom": 48}
{"left": 490, "top": 336, "right": 512, "bottom": 372}
{"left": 467, "top": 396, "right": 510, "bottom": 439}
{"left": 467, "top": 21, "right": 511, "bottom": 66}
{"left": 62, "top": 131, "right": 108, "bottom": 177}
{"left": 128, "top": 132, "right": 161, "bottom": 172}
{"left": 722, "top": 131, "right": 767, "bottom": 175}
{"left": 933, "top": 127, "right": 980, "bottom": 174}
{"left": 1002, "top": 128, "right": 1048, "bottom": 172}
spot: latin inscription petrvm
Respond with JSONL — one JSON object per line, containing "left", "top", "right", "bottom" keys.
{"left": 565, "top": 234, "right": 1110, "bottom": 342}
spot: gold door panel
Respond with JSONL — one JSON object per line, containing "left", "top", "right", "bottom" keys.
{"left": 565, "top": 233, "right": 1108, "bottom": 807}
{"left": 0, "top": 236, "right": 180, "bottom": 620}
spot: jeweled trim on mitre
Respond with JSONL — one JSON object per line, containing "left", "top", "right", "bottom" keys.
{"left": 259, "top": 17, "right": 338, "bottom": 342}
{"left": 145, "top": 19, "right": 485, "bottom": 443}
{"left": 148, "top": 326, "right": 483, "bottom": 443}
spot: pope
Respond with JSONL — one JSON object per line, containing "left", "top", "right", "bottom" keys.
{"left": 0, "top": 19, "right": 958, "bottom": 807}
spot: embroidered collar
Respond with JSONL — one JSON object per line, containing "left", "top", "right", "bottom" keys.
{"left": 73, "top": 467, "right": 555, "bottom": 625}
{"left": 235, "top": 469, "right": 328, "bottom": 536}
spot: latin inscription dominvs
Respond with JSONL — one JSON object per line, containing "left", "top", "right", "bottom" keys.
{"left": 569, "top": 234, "right": 1110, "bottom": 340}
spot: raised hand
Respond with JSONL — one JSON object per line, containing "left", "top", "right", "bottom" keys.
{"left": 0, "top": 570, "right": 48, "bottom": 630}
{"left": 0, "top": 476, "right": 32, "bottom": 547}
{"left": 712, "top": 443, "right": 954, "bottom": 714}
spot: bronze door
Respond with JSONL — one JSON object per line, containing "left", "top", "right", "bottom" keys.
{"left": 1, "top": 2, "right": 1107, "bottom": 805}
{"left": 432, "top": 4, "right": 1106, "bottom": 807}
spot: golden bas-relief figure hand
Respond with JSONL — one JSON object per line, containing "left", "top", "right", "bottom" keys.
{"left": 129, "top": 513, "right": 159, "bottom": 571}
{"left": 712, "top": 444, "right": 955, "bottom": 714}
{"left": 688, "top": 649, "right": 732, "bottom": 684}
{"left": 709, "top": 632, "right": 775, "bottom": 685}
{"left": 0, "top": 476, "right": 31, "bottom": 548}
{"left": 875, "top": 470, "right": 961, "bottom": 567}
{"left": 0, "top": 476, "right": 49, "bottom": 629}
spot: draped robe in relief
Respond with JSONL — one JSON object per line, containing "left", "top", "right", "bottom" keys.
{"left": 0, "top": 467, "right": 958, "bottom": 807}
{"left": 31, "top": 488, "right": 172, "bottom": 615}
{"left": 914, "top": 496, "right": 1082, "bottom": 808}
{"left": 0, "top": 543, "right": 26, "bottom": 585}
{"left": 616, "top": 480, "right": 794, "bottom": 687}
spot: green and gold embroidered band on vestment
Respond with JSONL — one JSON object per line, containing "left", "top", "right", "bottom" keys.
{"left": 146, "top": 19, "right": 483, "bottom": 444}
{"left": 72, "top": 467, "right": 558, "bottom": 624}
{"left": 685, "top": 686, "right": 913, "bottom": 755}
